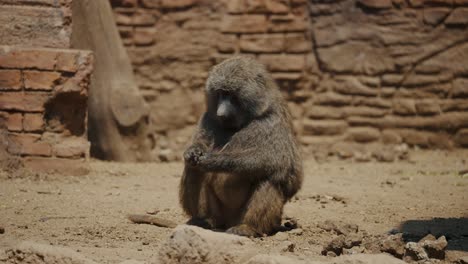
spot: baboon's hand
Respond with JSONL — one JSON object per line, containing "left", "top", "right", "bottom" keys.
{"left": 184, "top": 146, "right": 206, "bottom": 167}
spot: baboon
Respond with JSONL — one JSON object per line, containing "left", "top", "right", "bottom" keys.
{"left": 179, "top": 56, "right": 303, "bottom": 237}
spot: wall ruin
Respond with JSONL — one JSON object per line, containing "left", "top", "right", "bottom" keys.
{"left": 112, "top": 0, "right": 468, "bottom": 161}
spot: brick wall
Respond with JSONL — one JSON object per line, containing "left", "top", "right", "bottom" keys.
{"left": 111, "top": 0, "right": 468, "bottom": 160}
{"left": 0, "top": 46, "right": 93, "bottom": 173}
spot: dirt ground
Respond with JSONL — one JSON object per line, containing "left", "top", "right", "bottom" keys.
{"left": 0, "top": 150, "right": 467, "bottom": 263}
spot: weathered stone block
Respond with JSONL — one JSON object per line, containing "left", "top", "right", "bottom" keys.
{"left": 445, "top": 8, "right": 468, "bottom": 25}
{"left": 315, "top": 92, "right": 352, "bottom": 106}
{"left": 454, "top": 128, "right": 468, "bottom": 146}
{"left": 217, "top": 35, "right": 238, "bottom": 53}
{"left": 393, "top": 99, "right": 417, "bottom": 115}
{"left": 0, "top": 70, "right": 22, "bottom": 90}
{"left": 134, "top": 27, "right": 156, "bottom": 46}
{"left": 0, "top": 5, "right": 70, "bottom": 48}
{"left": 346, "top": 127, "right": 381, "bottom": 143}
{"left": 7, "top": 133, "right": 52, "bottom": 156}
{"left": 53, "top": 137, "right": 90, "bottom": 158}
{"left": 453, "top": 78, "right": 468, "bottom": 98}
{"left": 1, "top": 112, "right": 22, "bottom": 132}
{"left": 423, "top": 8, "right": 451, "bottom": 25}
{"left": 415, "top": 100, "right": 440, "bottom": 115}
{"left": 23, "top": 113, "right": 44, "bottom": 132}
{"left": 357, "top": 0, "right": 393, "bottom": 9}
{"left": 269, "top": 14, "right": 308, "bottom": 32}
{"left": 302, "top": 119, "right": 348, "bottom": 135}
{"left": 284, "top": 33, "right": 312, "bottom": 53}
{"left": 240, "top": 34, "right": 284, "bottom": 53}
{"left": 24, "top": 71, "right": 61, "bottom": 90}
{"left": 221, "top": 15, "right": 268, "bottom": 33}
{"left": 258, "top": 54, "right": 305, "bottom": 72}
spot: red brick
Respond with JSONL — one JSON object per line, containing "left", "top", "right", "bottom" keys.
{"left": 0, "top": 48, "right": 57, "bottom": 70}
{"left": 56, "top": 52, "right": 78, "bottom": 72}
{"left": 7, "top": 133, "right": 51, "bottom": 156}
{"left": 24, "top": 71, "right": 61, "bottom": 90}
{"left": 0, "top": 112, "right": 22, "bottom": 131}
{"left": 0, "top": 92, "right": 49, "bottom": 112}
{"left": 258, "top": 54, "right": 305, "bottom": 72}
{"left": 23, "top": 113, "right": 44, "bottom": 132}
{"left": 53, "top": 137, "right": 90, "bottom": 158}
{"left": 221, "top": 15, "right": 268, "bottom": 33}
{"left": 240, "top": 34, "right": 284, "bottom": 53}
{"left": 0, "top": 70, "right": 22, "bottom": 90}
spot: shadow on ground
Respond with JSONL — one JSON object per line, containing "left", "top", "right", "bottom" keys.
{"left": 398, "top": 217, "right": 468, "bottom": 251}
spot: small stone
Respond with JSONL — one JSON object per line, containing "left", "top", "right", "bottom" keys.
{"left": 273, "top": 231, "right": 289, "bottom": 241}
{"left": 342, "top": 246, "right": 365, "bottom": 255}
{"left": 421, "top": 235, "right": 447, "bottom": 260}
{"left": 280, "top": 241, "right": 295, "bottom": 252}
{"left": 289, "top": 228, "right": 303, "bottom": 236}
{"left": 404, "top": 242, "right": 428, "bottom": 261}
{"left": 380, "top": 233, "right": 405, "bottom": 258}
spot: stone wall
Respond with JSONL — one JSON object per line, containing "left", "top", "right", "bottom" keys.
{"left": 112, "top": 0, "right": 468, "bottom": 160}
{"left": 0, "top": 0, "right": 72, "bottom": 48}
{"left": 0, "top": 46, "right": 93, "bottom": 173}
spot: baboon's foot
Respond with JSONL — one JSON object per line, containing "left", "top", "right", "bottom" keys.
{"left": 186, "top": 217, "right": 213, "bottom": 229}
{"left": 226, "top": 224, "right": 259, "bottom": 237}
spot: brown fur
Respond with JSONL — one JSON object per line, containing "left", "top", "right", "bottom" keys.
{"left": 179, "top": 57, "right": 303, "bottom": 237}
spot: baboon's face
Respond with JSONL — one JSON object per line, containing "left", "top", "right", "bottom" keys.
{"left": 206, "top": 57, "right": 274, "bottom": 130}
{"left": 207, "top": 88, "right": 248, "bottom": 130}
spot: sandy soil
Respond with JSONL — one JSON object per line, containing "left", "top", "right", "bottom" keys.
{"left": 0, "top": 150, "right": 467, "bottom": 263}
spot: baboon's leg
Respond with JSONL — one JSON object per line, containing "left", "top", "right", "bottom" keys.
{"left": 180, "top": 169, "right": 223, "bottom": 229}
{"left": 227, "top": 181, "right": 284, "bottom": 237}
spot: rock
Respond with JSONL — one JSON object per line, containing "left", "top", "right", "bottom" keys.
{"left": 158, "top": 149, "right": 176, "bottom": 162}
{"left": 280, "top": 241, "right": 295, "bottom": 252}
{"left": 344, "top": 233, "right": 363, "bottom": 248}
{"left": 245, "top": 254, "right": 312, "bottom": 264}
{"left": 273, "top": 231, "right": 289, "bottom": 241}
{"left": 372, "top": 148, "right": 397, "bottom": 162}
{"left": 322, "top": 235, "right": 347, "bottom": 255}
{"left": 158, "top": 225, "right": 256, "bottom": 264}
{"left": 459, "top": 256, "right": 468, "bottom": 264}
{"left": 334, "top": 254, "right": 406, "bottom": 264}
{"left": 342, "top": 246, "right": 365, "bottom": 255}
{"left": 119, "top": 260, "right": 147, "bottom": 264}
{"left": 289, "top": 228, "right": 303, "bottom": 236}
{"left": 420, "top": 235, "right": 447, "bottom": 259}
{"left": 404, "top": 242, "right": 429, "bottom": 261}
{"left": 380, "top": 233, "right": 405, "bottom": 258}
{"left": 318, "top": 220, "right": 358, "bottom": 236}
{"left": 3, "top": 241, "right": 98, "bottom": 264}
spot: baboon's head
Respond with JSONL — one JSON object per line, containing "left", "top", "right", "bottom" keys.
{"left": 205, "top": 57, "right": 279, "bottom": 130}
